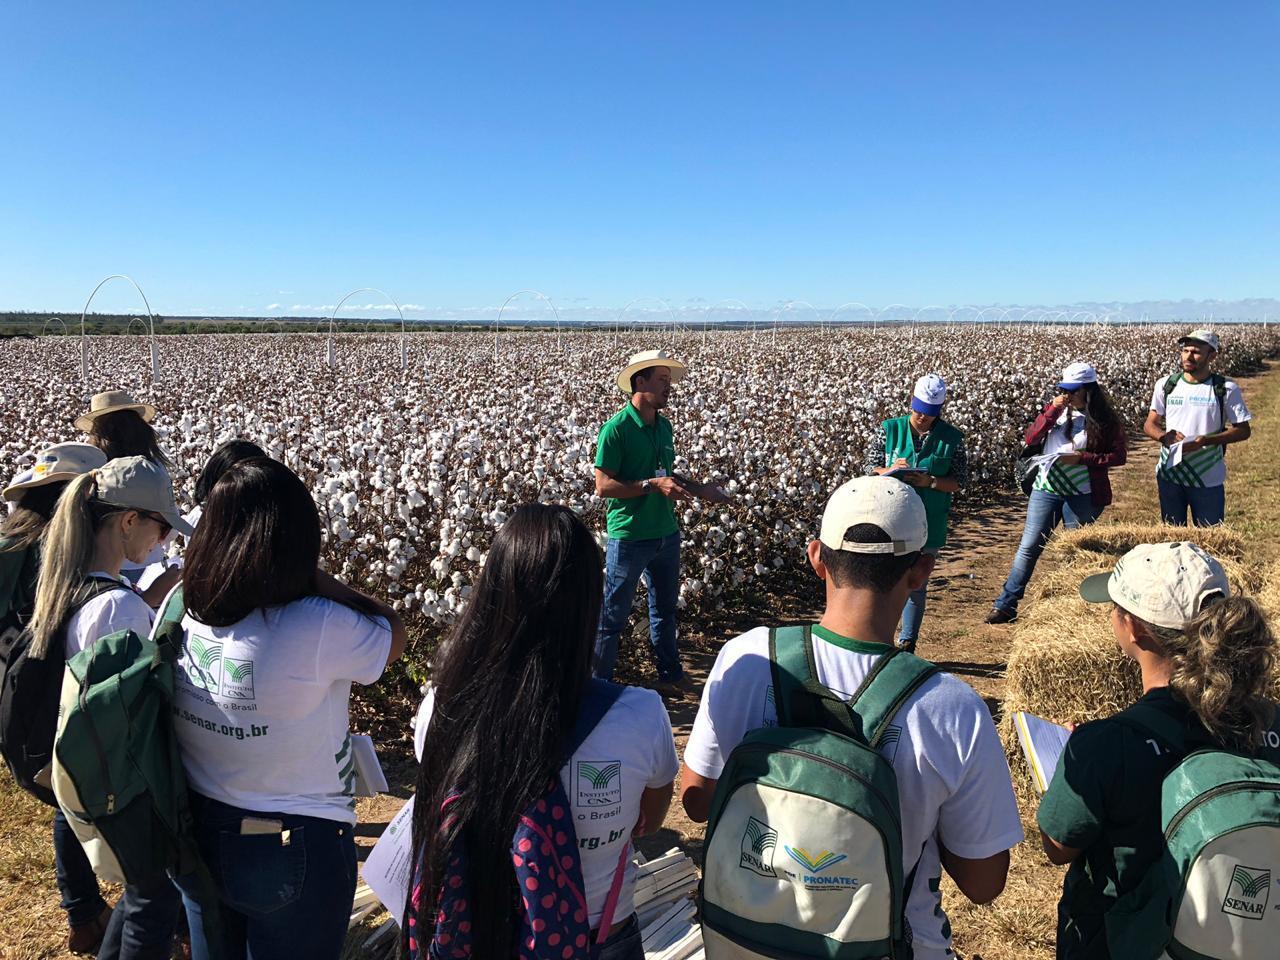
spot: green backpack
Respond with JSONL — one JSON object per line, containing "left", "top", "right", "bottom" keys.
{"left": 51, "top": 584, "right": 197, "bottom": 884}
{"left": 1105, "top": 703, "right": 1280, "bottom": 960}
{"left": 700, "top": 625, "right": 938, "bottom": 959}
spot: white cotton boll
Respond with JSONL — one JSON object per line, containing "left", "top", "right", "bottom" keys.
{"left": 466, "top": 546, "right": 482, "bottom": 562}
{"left": 754, "top": 563, "right": 769, "bottom": 576}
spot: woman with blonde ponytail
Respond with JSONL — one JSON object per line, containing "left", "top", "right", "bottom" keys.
{"left": 1036, "top": 541, "right": 1280, "bottom": 959}
{"left": 32, "top": 456, "right": 194, "bottom": 960}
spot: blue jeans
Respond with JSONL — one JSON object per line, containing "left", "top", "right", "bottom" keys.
{"left": 52, "top": 809, "right": 108, "bottom": 926}
{"left": 898, "top": 550, "right": 938, "bottom": 648}
{"left": 995, "top": 490, "right": 1101, "bottom": 615}
{"left": 594, "top": 532, "right": 682, "bottom": 682}
{"left": 176, "top": 793, "right": 358, "bottom": 960}
{"left": 1158, "top": 476, "right": 1226, "bottom": 527}
{"left": 96, "top": 871, "right": 183, "bottom": 960}
{"left": 597, "top": 914, "right": 643, "bottom": 960}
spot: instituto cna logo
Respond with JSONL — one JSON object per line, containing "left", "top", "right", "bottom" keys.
{"left": 575, "top": 760, "right": 622, "bottom": 808}
{"left": 1221, "top": 864, "right": 1271, "bottom": 920}
{"left": 739, "top": 816, "right": 778, "bottom": 877}
{"left": 785, "top": 846, "right": 848, "bottom": 873}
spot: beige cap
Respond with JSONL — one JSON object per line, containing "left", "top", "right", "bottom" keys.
{"left": 1178, "top": 329, "right": 1221, "bottom": 352}
{"left": 3, "top": 443, "right": 108, "bottom": 501}
{"left": 615, "top": 349, "right": 688, "bottom": 394}
{"left": 74, "top": 390, "right": 157, "bottom": 433}
{"left": 93, "top": 456, "right": 194, "bottom": 536}
{"left": 819, "top": 476, "right": 928, "bottom": 556}
{"left": 1079, "top": 541, "right": 1230, "bottom": 629}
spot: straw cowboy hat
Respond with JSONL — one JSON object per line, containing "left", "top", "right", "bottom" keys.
{"left": 3, "top": 442, "right": 108, "bottom": 501}
{"left": 615, "top": 349, "right": 689, "bottom": 395}
{"left": 73, "top": 390, "right": 156, "bottom": 433}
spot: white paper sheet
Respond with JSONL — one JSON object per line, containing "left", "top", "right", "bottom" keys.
{"left": 363, "top": 797, "right": 415, "bottom": 925}
{"left": 1166, "top": 440, "right": 1186, "bottom": 468}
{"left": 352, "top": 734, "right": 389, "bottom": 797}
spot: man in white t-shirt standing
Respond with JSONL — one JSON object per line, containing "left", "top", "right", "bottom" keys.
{"left": 680, "top": 476, "right": 1023, "bottom": 960}
{"left": 1143, "top": 329, "right": 1252, "bottom": 527}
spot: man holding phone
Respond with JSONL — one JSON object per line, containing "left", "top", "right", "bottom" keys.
{"left": 865, "top": 373, "right": 965, "bottom": 651}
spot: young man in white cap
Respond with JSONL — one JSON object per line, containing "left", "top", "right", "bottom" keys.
{"left": 865, "top": 373, "right": 965, "bottom": 652}
{"left": 593, "top": 349, "right": 729, "bottom": 692}
{"left": 681, "top": 476, "right": 1023, "bottom": 960}
{"left": 1143, "top": 329, "right": 1252, "bottom": 527}
{"left": 1037, "top": 541, "right": 1280, "bottom": 958}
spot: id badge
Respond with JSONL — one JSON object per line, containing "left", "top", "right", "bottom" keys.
{"left": 655, "top": 469, "right": 668, "bottom": 478}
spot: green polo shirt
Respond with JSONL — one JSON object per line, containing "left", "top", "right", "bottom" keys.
{"left": 595, "top": 403, "right": 678, "bottom": 541}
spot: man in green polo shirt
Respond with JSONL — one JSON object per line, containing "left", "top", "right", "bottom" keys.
{"left": 865, "top": 373, "right": 965, "bottom": 653}
{"left": 594, "top": 349, "right": 729, "bottom": 692}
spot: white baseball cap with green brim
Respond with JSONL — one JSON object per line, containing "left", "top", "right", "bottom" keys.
{"left": 1079, "top": 541, "right": 1230, "bottom": 630}
{"left": 93, "top": 456, "right": 194, "bottom": 536}
{"left": 819, "top": 475, "right": 928, "bottom": 556}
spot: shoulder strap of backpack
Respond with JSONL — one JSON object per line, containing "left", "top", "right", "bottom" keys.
{"left": 67, "top": 576, "right": 134, "bottom": 618}
{"left": 847, "top": 651, "right": 940, "bottom": 749}
{"left": 150, "top": 583, "right": 186, "bottom": 660}
{"left": 564, "top": 678, "right": 625, "bottom": 760}
{"left": 769, "top": 625, "right": 859, "bottom": 738}
{"left": 1116, "top": 701, "right": 1189, "bottom": 754}
{"left": 1162, "top": 371, "right": 1182, "bottom": 398}
{"left": 1211, "top": 373, "right": 1228, "bottom": 428}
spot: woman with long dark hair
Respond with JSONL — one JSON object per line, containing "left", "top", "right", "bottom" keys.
{"left": 408, "top": 504, "right": 679, "bottom": 960}
{"left": 987, "top": 363, "right": 1126, "bottom": 624}
{"left": 1038, "top": 542, "right": 1280, "bottom": 957}
{"left": 0, "top": 443, "right": 111, "bottom": 954}
{"left": 171, "top": 456, "right": 405, "bottom": 960}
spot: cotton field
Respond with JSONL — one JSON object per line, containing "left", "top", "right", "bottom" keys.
{"left": 3, "top": 326, "right": 1276, "bottom": 637}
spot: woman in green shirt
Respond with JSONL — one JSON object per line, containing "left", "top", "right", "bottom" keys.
{"left": 1037, "top": 542, "right": 1279, "bottom": 959}
{"left": 865, "top": 374, "right": 965, "bottom": 653}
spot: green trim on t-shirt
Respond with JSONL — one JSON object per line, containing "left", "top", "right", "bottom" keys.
{"left": 811, "top": 623, "right": 890, "bottom": 655}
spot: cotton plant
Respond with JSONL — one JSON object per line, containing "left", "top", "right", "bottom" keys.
{"left": 5, "top": 325, "right": 1276, "bottom": 639}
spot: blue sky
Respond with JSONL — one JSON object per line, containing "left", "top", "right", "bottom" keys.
{"left": 1, "top": 2, "right": 1277, "bottom": 318}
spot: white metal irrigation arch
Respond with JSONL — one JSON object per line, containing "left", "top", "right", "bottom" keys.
{"left": 327, "top": 289, "right": 408, "bottom": 371}
{"left": 41, "top": 316, "right": 68, "bottom": 336}
{"left": 612, "top": 297, "right": 679, "bottom": 347}
{"left": 78, "top": 275, "right": 160, "bottom": 387}
{"left": 493, "top": 290, "right": 561, "bottom": 364}
{"left": 766, "top": 300, "right": 819, "bottom": 342}
{"left": 825, "top": 302, "right": 875, "bottom": 332}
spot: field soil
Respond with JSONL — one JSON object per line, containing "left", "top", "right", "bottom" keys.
{"left": 3, "top": 361, "right": 1278, "bottom": 960}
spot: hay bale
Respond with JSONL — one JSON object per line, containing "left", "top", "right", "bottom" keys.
{"left": 1002, "top": 522, "right": 1276, "bottom": 800}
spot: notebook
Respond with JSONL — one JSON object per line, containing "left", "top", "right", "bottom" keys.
{"left": 1012, "top": 711, "right": 1071, "bottom": 794}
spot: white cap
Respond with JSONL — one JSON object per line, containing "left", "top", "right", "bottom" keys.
{"left": 1179, "top": 329, "right": 1221, "bottom": 352}
{"left": 819, "top": 476, "right": 928, "bottom": 556}
{"left": 910, "top": 374, "right": 947, "bottom": 416}
{"left": 1079, "top": 541, "right": 1230, "bottom": 630}
{"left": 3, "top": 443, "right": 108, "bottom": 501}
{"left": 93, "top": 457, "right": 194, "bottom": 536}
{"left": 1057, "top": 362, "right": 1098, "bottom": 390}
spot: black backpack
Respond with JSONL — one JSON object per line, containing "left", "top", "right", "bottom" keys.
{"left": 0, "top": 539, "right": 40, "bottom": 680}
{"left": 0, "top": 576, "right": 129, "bottom": 805}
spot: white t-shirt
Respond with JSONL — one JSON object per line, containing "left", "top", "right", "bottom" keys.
{"left": 173, "top": 596, "right": 392, "bottom": 825}
{"left": 1032, "top": 409, "right": 1091, "bottom": 497}
{"left": 414, "top": 684, "right": 679, "bottom": 929}
{"left": 64, "top": 572, "right": 154, "bottom": 658}
{"left": 684, "top": 625, "right": 1024, "bottom": 960}
{"left": 1151, "top": 375, "right": 1251, "bottom": 488}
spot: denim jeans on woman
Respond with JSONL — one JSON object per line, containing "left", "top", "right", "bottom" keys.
{"left": 175, "top": 792, "right": 358, "bottom": 960}
{"left": 594, "top": 532, "right": 682, "bottom": 682}
{"left": 994, "top": 489, "right": 1101, "bottom": 616}
{"left": 96, "top": 871, "right": 183, "bottom": 960}
{"left": 52, "top": 809, "right": 109, "bottom": 926}
{"left": 898, "top": 549, "right": 939, "bottom": 650}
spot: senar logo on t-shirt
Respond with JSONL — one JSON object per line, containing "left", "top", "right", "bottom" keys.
{"left": 1221, "top": 863, "right": 1271, "bottom": 919}
{"left": 575, "top": 760, "right": 622, "bottom": 808}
